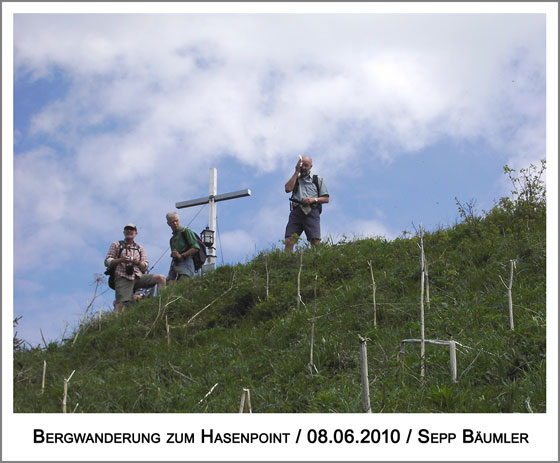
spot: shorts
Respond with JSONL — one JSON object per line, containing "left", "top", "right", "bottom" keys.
{"left": 285, "top": 206, "right": 321, "bottom": 241}
{"left": 114, "top": 274, "right": 158, "bottom": 303}
{"left": 167, "top": 256, "right": 195, "bottom": 281}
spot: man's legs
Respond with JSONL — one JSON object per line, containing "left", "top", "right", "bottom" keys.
{"left": 284, "top": 208, "right": 304, "bottom": 252}
{"left": 114, "top": 276, "right": 135, "bottom": 312}
{"left": 304, "top": 209, "right": 321, "bottom": 248}
{"left": 135, "top": 273, "right": 166, "bottom": 296}
{"left": 284, "top": 236, "right": 296, "bottom": 252}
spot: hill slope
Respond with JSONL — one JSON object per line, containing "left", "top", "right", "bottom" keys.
{"left": 13, "top": 167, "right": 546, "bottom": 413}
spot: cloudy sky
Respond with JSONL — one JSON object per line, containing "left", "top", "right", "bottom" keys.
{"left": 5, "top": 5, "right": 554, "bottom": 347}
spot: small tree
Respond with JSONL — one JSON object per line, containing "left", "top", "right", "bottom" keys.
{"left": 500, "top": 160, "right": 546, "bottom": 229}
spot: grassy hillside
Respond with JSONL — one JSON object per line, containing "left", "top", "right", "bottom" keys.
{"left": 13, "top": 163, "right": 546, "bottom": 413}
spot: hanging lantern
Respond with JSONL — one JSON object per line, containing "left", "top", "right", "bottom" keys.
{"left": 201, "top": 226, "right": 215, "bottom": 247}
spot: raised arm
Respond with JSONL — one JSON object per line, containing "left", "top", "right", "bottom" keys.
{"left": 285, "top": 159, "right": 302, "bottom": 193}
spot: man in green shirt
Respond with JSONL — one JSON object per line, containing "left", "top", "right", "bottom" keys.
{"left": 166, "top": 212, "right": 201, "bottom": 281}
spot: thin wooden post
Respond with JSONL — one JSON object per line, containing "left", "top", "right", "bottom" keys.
{"left": 419, "top": 224, "right": 425, "bottom": 380}
{"left": 62, "top": 380, "right": 68, "bottom": 413}
{"left": 424, "top": 256, "right": 430, "bottom": 312}
{"left": 62, "top": 370, "right": 75, "bottom": 413}
{"left": 41, "top": 360, "right": 46, "bottom": 394}
{"left": 165, "top": 315, "right": 170, "bottom": 346}
{"left": 449, "top": 341, "right": 457, "bottom": 384}
{"left": 499, "top": 260, "right": 516, "bottom": 330}
{"left": 297, "top": 250, "right": 304, "bottom": 309}
{"left": 508, "top": 260, "right": 515, "bottom": 330}
{"left": 265, "top": 257, "right": 269, "bottom": 300}
{"left": 367, "top": 261, "right": 377, "bottom": 328}
{"left": 239, "top": 390, "right": 246, "bottom": 413}
{"left": 358, "top": 335, "right": 372, "bottom": 413}
{"left": 309, "top": 275, "right": 318, "bottom": 374}
{"left": 239, "top": 388, "right": 252, "bottom": 413}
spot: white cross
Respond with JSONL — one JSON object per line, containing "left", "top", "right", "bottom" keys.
{"left": 175, "top": 168, "right": 251, "bottom": 272}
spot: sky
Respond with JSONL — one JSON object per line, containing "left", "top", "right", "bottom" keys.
{"left": 5, "top": 6, "right": 554, "bottom": 349}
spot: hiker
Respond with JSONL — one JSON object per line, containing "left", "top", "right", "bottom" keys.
{"left": 166, "top": 212, "right": 201, "bottom": 282}
{"left": 104, "top": 224, "right": 166, "bottom": 312}
{"left": 284, "top": 155, "right": 329, "bottom": 252}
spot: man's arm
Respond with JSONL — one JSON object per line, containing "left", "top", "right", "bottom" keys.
{"left": 301, "top": 195, "right": 329, "bottom": 205}
{"left": 176, "top": 228, "right": 200, "bottom": 260}
{"left": 301, "top": 177, "right": 330, "bottom": 205}
{"left": 104, "top": 242, "right": 120, "bottom": 268}
{"left": 285, "top": 160, "right": 302, "bottom": 193}
{"left": 137, "top": 246, "right": 149, "bottom": 272}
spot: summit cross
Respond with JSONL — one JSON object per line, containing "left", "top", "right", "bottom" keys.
{"left": 175, "top": 168, "right": 251, "bottom": 272}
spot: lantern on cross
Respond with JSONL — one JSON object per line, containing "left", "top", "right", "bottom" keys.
{"left": 201, "top": 226, "right": 215, "bottom": 248}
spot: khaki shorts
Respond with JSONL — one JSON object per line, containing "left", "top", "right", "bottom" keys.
{"left": 114, "top": 274, "right": 158, "bottom": 303}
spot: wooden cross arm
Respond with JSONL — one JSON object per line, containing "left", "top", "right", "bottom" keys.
{"left": 176, "top": 189, "right": 251, "bottom": 209}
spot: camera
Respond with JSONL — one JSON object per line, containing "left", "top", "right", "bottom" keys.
{"left": 126, "top": 259, "right": 134, "bottom": 275}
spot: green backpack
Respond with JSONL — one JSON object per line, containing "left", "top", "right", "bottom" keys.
{"left": 172, "top": 227, "right": 208, "bottom": 272}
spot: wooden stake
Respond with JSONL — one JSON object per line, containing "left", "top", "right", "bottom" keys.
{"left": 424, "top": 256, "right": 430, "bottom": 312}
{"left": 499, "top": 260, "right": 516, "bottom": 330}
{"left": 358, "top": 335, "right": 372, "bottom": 413}
{"left": 41, "top": 360, "right": 46, "bottom": 394}
{"left": 239, "top": 390, "right": 246, "bottom": 413}
{"left": 449, "top": 341, "right": 457, "bottom": 384}
{"left": 62, "top": 380, "right": 68, "bottom": 413}
{"left": 367, "top": 261, "right": 377, "bottom": 328}
{"left": 62, "top": 370, "right": 75, "bottom": 413}
{"left": 297, "top": 250, "right": 304, "bottom": 309}
{"left": 419, "top": 224, "right": 425, "bottom": 379}
{"left": 239, "top": 388, "right": 252, "bottom": 413}
{"left": 165, "top": 315, "right": 170, "bottom": 346}
{"left": 265, "top": 256, "right": 269, "bottom": 300}
{"left": 309, "top": 275, "right": 318, "bottom": 374}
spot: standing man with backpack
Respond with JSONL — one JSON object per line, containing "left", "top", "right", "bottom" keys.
{"left": 166, "top": 212, "right": 205, "bottom": 282}
{"left": 284, "top": 155, "right": 329, "bottom": 252}
{"left": 104, "top": 224, "right": 166, "bottom": 312}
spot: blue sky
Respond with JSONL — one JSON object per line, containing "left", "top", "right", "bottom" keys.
{"left": 6, "top": 8, "right": 553, "bottom": 349}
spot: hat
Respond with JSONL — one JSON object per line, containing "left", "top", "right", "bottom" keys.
{"left": 124, "top": 223, "right": 137, "bottom": 230}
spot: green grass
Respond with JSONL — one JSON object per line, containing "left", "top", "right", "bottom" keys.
{"left": 13, "top": 174, "right": 546, "bottom": 413}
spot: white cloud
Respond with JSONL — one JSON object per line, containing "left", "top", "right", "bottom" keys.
{"left": 216, "top": 229, "right": 257, "bottom": 264}
{"left": 15, "top": 14, "right": 545, "bottom": 171}
{"left": 11, "top": 13, "right": 546, "bottom": 340}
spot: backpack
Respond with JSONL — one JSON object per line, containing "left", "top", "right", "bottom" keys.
{"left": 291, "top": 174, "right": 323, "bottom": 213}
{"left": 178, "top": 227, "right": 208, "bottom": 272}
{"left": 104, "top": 240, "right": 141, "bottom": 290}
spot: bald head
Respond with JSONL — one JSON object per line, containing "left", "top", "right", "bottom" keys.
{"left": 300, "top": 156, "right": 312, "bottom": 176}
